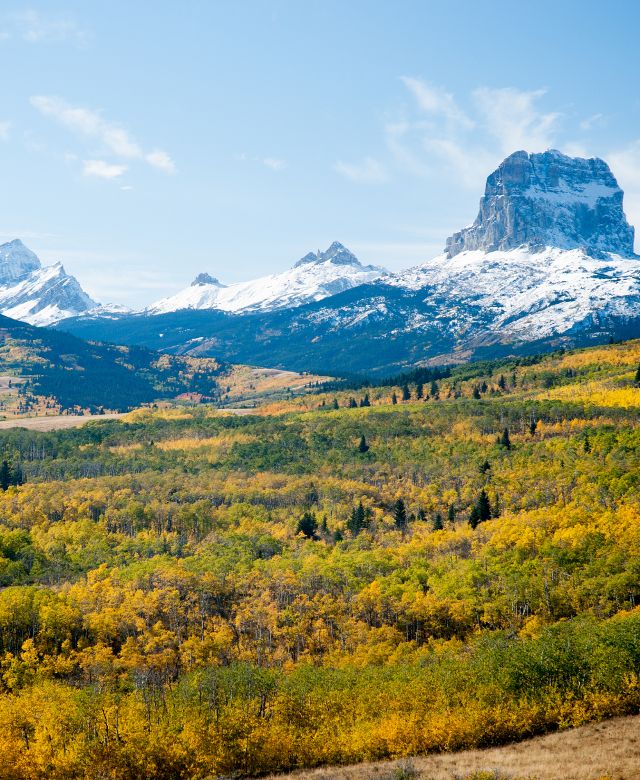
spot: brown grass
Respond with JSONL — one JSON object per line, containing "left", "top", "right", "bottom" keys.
{"left": 265, "top": 714, "right": 640, "bottom": 780}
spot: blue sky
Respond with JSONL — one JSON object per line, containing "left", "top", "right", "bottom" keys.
{"left": 1, "top": 0, "right": 640, "bottom": 306}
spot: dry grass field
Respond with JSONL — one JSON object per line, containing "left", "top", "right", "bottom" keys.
{"left": 267, "top": 715, "right": 640, "bottom": 780}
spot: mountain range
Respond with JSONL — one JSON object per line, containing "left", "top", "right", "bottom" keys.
{"left": 53, "top": 149, "right": 640, "bottom": 375}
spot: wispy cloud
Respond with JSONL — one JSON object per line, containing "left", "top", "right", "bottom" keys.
{"left": 375, "top": 79, "right": 566, "bottom": 190}
{"left": 6, "top": 9, "right": 88, "bottom": 45}
{"left": 263, "top": 157, "right": 287, "bottom": 171}
{"left": 608, "top": 140, "right": 640, "bottom": 251}
{"left": 83, "top": 159, "right": 128, "bottom": 180}
{"left": 30, "top": 95, "right": 176, "bottom": 176}
{"left": 400, "top": 77, "right": 474, "bottom": 129}
{"left": 0, "top": 121, "right": 10, "bottom": 141}
{"left": 473, "top": 87, "right": 560, "bottom": 154}
{"left": 334, "top": 157, "right": 387, "bottom": 183}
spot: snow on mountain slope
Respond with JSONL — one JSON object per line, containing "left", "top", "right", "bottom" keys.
{"left": 146, "top": 241, "right": 386, "bottom": 314}
{"left": 0, "top": 240, "right": 97, "bottom": 326}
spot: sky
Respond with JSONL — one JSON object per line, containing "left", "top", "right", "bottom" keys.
{"left": 1, "top": 0, "right": 640, "bottom": 307}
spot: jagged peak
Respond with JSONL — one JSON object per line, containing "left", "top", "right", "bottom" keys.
{"left": 445, "top": 150, "right": 635, "bottom": 259}
{"left": 191, "top": 272, "right": 224, "bottom": 287}
{"left": 294, "top": 241, "right": 362, "bottom": 268}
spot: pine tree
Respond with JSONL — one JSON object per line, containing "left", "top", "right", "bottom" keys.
{"left": 402, "top": 384, "right": 411, "bottom": 401}
{"left": 360, "top": 393, "right": 371, "bottom": 408}
{"left": 391, "top": 392, "right": 398, "bottom": 405}
{"left": 635, "top": 364, "right": 640, "bottom": 385}
{"left": 479, "top": 459, "right": 491, "bottom": 474}
{"left": 480, "top": 381, "right": 488, "bottom": 393}
{"left": 0, "top": 461, "right": 12, "bottom": 491}
{"left": 498, "top": 374, "right": 506, "bottom": 390}
{"left": 332, "top": 398, "right": 339, "bottom": 409}
{"left": 500, "top": 428, "right": 511, "bottom": 450}
{"left": 347, "top": 501, "right": 367, "bottom": 536}
{"left": 358, "top": 435, "right": 369, "bottom": 453}
{"left": 393, "top": 498, "right": 408, "bottom": 532}
{"left": 296, "top": 511, "right": 317, "bottom": 539}
{"left": 430, "top": 380, "right": 439, "bottom": 399}
{"left": 584, "top": 434, "right": 591, "bottom": 453}
{"left": 416, "top": 383, "right": 424, "bottom": 400}
{"left": 333, "top": 528, "right": 344, "bottom": 543}
{"left": 477, "top": 489, "right": 492, "bottom": 523}
{"left": 447, "top": 504, "right": 456, "bottom": 524}
{"left": 468, "top": 505, "right": 480, "bottom": 529}
{"left": 529, "top": 418, "right": 537, "bottom": 436}
{"left": 472, "top": 386, "right": 481, "bottom": 399}
{"left": 320, "top": 516, "right": 329, "bottom": 535}
{"left": 417, "top": 508, "right": 427, "bottom": 522}
{"left": 432, "top": 513, "right": 444, "bottom": 531}
{"left": 349, "top": 398, "right": 358, "bottom": 408}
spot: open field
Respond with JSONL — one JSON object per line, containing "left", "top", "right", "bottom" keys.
{"left": 0, "top": 412, "right": 127, "bottom": 431}
{"left": 268, "top": 714, "right": 640, "bottom": 780}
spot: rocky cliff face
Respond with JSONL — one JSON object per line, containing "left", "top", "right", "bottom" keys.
{"left": 445, "top": 150, "right": 635, "bottom": 258}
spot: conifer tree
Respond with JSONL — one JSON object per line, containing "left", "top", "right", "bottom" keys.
{"left": 430, "top": 380, "right": 439, "bottom": 399}
{"left": 477, "top": 488, "right": 492, "bottom": 523}
{"left": 402, "top": 384, "right": 411, "bottom": 401}
{"left": 432, "top": 512, "right": 444, "bottom": 531}
{"left": 480, "top": 459, "right": 491, "bottom": 474}
{"left": 332, "top": 398, "right": 339, "bottom": 409}
{"left": 416, "top": 383, "right": 424, "bottom": 399}
{"left": 349, "top": 398, "right": 358, "bottom": 408}
{"left": 498, "top": 374, "right": 506, "bottom": 390}
{"left": 635, "top": 364, "right": 640, "bottom": 385}
{"left": 347, "top": 501, "right": 367, "bottom": 536}
{"left": 468, "top": 505, "right": 480, "bottom": 529}
{"left": 393, "top": 498, "right": 408, "bottom": 532}
{"left": 0, "top": 461, "right": 12, "bottom": 491}
{"left": 500, "top": 428, "right": 511, "bottom": 450}
{"left": 296, "top": 511, "right": 317, "bottom": 539}
{"left": 391, "top": 392, "right": 398, "bottom": 405}
{"left": 360, "top": 393, "right": 371, "bottom": 408}
{"left": 447, "top": 504, "right": 456, "bottom": 524}
{"left": 584, "top": 434, "right": 591, "bottom": 453}
{"left": 358, "top": 435, "right": 369, "bottom": 453}
{"left": 529, "top": 418, "right": 537, "bottom": 436}
{"left": 472, "top": 386, "right": 481, "bottom": 399}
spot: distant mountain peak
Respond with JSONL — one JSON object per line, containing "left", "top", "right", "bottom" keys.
{"left": 0, "top": 239, "right": 97, "bottom": 325}
{"left": 294, "top": 241, "right": 363, "bottom": 268}
{"left": 191, "top": 272, "right": 224, "bottom": 287}
{"left": 445, "top": 149, "right": 636, "bottom": 259}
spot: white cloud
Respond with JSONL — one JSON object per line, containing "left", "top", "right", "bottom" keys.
{"left": 608, "top": 140, "right": 640, "bottom": 250}
{"left": 83, "top": 160, "right": 127, "bottom": 180}
{"left": 580, "top": 113, "right": 604, "bottom": 131}
{"left": 0, "top": 121, "right": 9, "bottom": 141}
{"left": 263, "top": 157, "right": 286, "bottom": 171}
{"left": 146, "top": 150, "right": 176, "bottom": 173}
{"left": 334, "top": 157, "right": 387, "bottom": 183}
{"left": 473, "top": 87, "right": 560, "bottom": 154}
{"left": 30, "top": 95, "right": 176, "bottom": 175}
{"left": 9, "top": 10, "right": 88, "bottom": 45}
{"left": 401, "top": 77, "right": 473, "bottom": 129}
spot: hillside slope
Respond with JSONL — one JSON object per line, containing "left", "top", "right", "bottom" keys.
{"left": 0, "top": 339, "right": 640, "bottom": 776}
{"left": 0, "top": 313, "right": 223, "bottom": 413}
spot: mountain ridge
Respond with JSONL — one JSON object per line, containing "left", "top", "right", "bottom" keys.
{"left": 57, "top": 149, "right": 640, "bottom": 375}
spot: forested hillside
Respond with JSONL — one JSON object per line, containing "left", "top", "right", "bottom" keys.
{"left": 0, "top": 314, "right": 223, "bottom": 414}
{"left": 0, "top": 340, "right": 640, "bottom": 778}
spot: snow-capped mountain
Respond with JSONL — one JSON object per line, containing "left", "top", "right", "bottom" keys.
{"left": 58, "top": 150, "right": 640, "bottom": 375}
{"left": 146, "top": 241, "right": 386, "bottom": 315}
{"left": 0, "top": 240, "right": 97, "bottom": 326}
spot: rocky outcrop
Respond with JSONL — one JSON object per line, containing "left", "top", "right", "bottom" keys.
{"left": 445, "top": 150, "right": 635, "bottom": 258}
